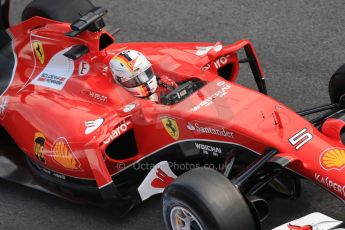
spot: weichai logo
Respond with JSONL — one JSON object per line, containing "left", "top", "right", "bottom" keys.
{"left": 320, "top": 148, "right": 345, "bottom": 171}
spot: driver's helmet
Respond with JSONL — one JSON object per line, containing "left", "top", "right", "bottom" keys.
{"left": 110, "top": 50, "right": 158, "bottom": 98}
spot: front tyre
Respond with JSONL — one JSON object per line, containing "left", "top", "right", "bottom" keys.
{"left": 329, "top": 63, "right": 345, "bottom": 103}
{"left": 162, "top": 167, "right": 258, "bottom": 230}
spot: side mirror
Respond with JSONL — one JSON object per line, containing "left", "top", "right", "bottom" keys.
{"left": 205, "top": 40, "right": 267, "bottom": 95}
{"left": 321, "top": 118, "right": 345, "bottom": 144}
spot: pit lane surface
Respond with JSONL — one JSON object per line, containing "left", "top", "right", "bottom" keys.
{"left": 4, "top": 0, "right": 345, "bottom": 229}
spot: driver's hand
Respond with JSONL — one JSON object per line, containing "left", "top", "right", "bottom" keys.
{"left": 159, "top": 75, "right": 178, "bottom": 90}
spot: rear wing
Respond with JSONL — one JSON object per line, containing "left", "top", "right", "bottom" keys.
{"left": 207, "top": 40, "right": 267, "bottom": 95}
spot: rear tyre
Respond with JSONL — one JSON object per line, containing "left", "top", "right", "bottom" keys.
{"left": 162, "top": 167, "right": 258, "bottom": 230}
{"left": 329, "top": 63, "right": 345, "bottom": 104}
{"left": 22, "top": 0, "right": 96, "bottom": 23}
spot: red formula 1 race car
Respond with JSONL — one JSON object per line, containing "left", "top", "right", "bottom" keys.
{"left": 1, "top": 0, "right": 345, "bottom": 229}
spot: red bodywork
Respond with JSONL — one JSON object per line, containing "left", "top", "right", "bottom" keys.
{"left": 1, "top": 16, "right": 345, "bottom": 204}
{"left": 288, "top": 224, "right": 312, "bottom": 230}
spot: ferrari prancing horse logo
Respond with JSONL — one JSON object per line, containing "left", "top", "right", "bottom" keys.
{"left": 161, "top": 117, "right": 179, "bottom": 140}
{"left": 32, "top": 41, "right": 45, "bottom": 65}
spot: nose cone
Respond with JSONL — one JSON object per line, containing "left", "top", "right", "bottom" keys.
{"left": 174, "top": 79, "right": 309, "bottom": 149}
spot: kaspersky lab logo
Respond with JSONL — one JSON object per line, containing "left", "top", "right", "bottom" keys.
{"left": 320, "top": 148, "right": 345, "bottom": 171}
{"left": 187, "top": 122, "right": 234, "bottom": 138}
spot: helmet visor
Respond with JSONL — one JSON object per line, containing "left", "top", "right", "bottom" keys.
{"left": 118, "top": 68, "right": 155, "bottom": 88}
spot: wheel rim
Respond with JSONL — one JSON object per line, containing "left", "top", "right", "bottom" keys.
{"left": 170, "top": 206, "right": 204, "bottom": 230}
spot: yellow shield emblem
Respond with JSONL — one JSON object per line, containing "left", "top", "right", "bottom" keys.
{"left": 34, "top": 132, "right": 46, "bottom": 163}
{"left": 32, "top": 41, "right": 45, "bottom": 64}
{"left": 161, "top": 117, "right": 179, "bottom": 140}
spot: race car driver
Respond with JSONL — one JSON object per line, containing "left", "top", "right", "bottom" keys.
{"left": 109, "top": 50, "right": 178, "bottom": 102}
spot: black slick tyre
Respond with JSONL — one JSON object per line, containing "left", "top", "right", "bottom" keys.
{"left": 162, "top": 167, "right": 259, "bottom": 230}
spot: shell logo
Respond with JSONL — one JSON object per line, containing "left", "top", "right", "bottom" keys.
{"left": 320, "top": 148, "right": 345, "bottom": 171}
{"left": 52, "top": 137, "right": 80, "bottom": 170}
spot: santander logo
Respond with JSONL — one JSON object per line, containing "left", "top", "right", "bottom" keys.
{"left": 187, "top": 121, "right": 234, "bottom": 138}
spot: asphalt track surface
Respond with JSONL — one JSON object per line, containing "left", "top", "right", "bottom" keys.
{"left": 4, "top": 0, "right": 345, "bottom": 229}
